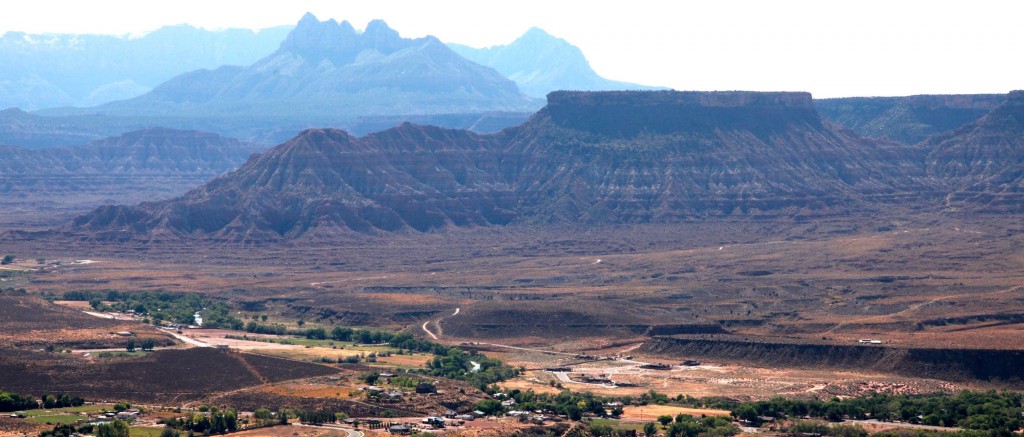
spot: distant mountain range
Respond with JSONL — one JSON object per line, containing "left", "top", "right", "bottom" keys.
{"left": 448, "top": 27, "right": 661, "bottom": 98}
{"left": 67, "top": 90, "right": 936, "bottom": 240}
{"left": 0, "top": 25, "right": 291, "bottom": 110}
{"left": 51, "top": 14, "right": 538, "bottom": 121}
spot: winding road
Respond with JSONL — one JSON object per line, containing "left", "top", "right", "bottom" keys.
{"left": 421, "top": 307, "right": 460, "bottom": 340}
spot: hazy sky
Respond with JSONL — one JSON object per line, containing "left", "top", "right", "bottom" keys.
{"left": 2, "top": 0, "right": 1022, "bottom": 98}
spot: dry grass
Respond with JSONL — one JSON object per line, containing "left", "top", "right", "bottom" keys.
{"left": 619, "top": 405, "right": 731, "bottom": 422}
{"left": 260, "top": 382, "right": 355, "bottom": 399}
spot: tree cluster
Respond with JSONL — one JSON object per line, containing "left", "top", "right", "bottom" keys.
{"left": 294, "top": 409, "right": 338, "bottom": 425}
{"left": 41, "top": 393, "right": 85, "bottom": 409}
{"left": 161, "top": 409, "right": 238, "bottom": 434}
{"left": 0, "top": 390, "right": 37, "bottom": 412}
{"left": 62, "top": 290, "right": 243, "bottom": 329}
{"left": 731, "top": 391, "right": 1023, "bottom": 431}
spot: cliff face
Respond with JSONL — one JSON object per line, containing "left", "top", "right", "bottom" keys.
{"left": 641, "top": 336, "right": 1024, "bottom": 385}
{"left": 504, "top": 91, "right": 925, "bottom": 223}
{"left": 816, "top": 94, "right": 1007, "bottom": 144}
{"left": 66, "top": 90, "right": 934, "bottom": 240}
{"left": 921, "top": 91, "right": 1024, "bottom": 211}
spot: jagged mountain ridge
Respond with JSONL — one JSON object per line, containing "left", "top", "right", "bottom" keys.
{"left": 66, "top": 14, "right": 538, "bottom": 119}
{"left": 815, "top": 94, "right": 1007, "bottom": 144}
{"left": 449, "top": 27, "right": 661, "bottom": 98}
{"left": 68, "top": 91, "right": 932, "bottom": 240}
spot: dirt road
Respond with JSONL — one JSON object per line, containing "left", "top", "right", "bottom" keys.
{"left": 160, "top": 328, "right": 212, "bottom": 348}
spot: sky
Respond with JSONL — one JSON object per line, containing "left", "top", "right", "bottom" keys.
{"left": 1, "top": 0, "right": 1022, "bottom": 98}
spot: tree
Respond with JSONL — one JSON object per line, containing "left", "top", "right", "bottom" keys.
{"left": 474, "top": 399, "right": 503, "bottom": 416}
{"left": 261, "top": 314, "right": 268, "bottom": 322}
{"left": 362, "top": 372, "right": 380, "bottom": 385}
{"left": 96, "top": 420, "right": 129, "bottom": 437}
{"left": 125, "top": 339, "right": 136, "bottom": 352}
{"left": 141, "top": 338, "right": 156, "bottom": 351}
{"left": 733, "top": 404, "right": 759, "bottom": 424}
{"left": 588, "top": 424, "right": 614, "bottom": 436}
{"left": 658, "top": 415, "right": 674, "bottom": 427}
{"left": 1, "top": 255, "right": 14, "bottom": 265}
{"left": 160, "top": 427, "right": 180, "bottom": 437}
{"left": 297, "top": 320, "right": 305, "bottom": 327}
{"left": 644, "top": 422, "right": 658, "bottom": 437}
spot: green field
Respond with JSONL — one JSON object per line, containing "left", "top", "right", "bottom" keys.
{"left": 23, "top": 404, "right": 107, "bottom": 417}
{"left": 130, "top": 426, "right": 169, "bottom": 437}
{"left": 25, "top": 414, "right": 85, "bottom": 425}
{"left": 21, "top": 404, "right": 109, "bottom": 425}
{"left": 584, "top": 418, "right": 646, "bottom": 432}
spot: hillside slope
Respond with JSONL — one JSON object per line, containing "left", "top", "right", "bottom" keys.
{"left": 0, "top": 128, "right": 262, "bottom": 229}
{"left": 922, "top": 91, "right": 1024, "bottom": 211}
{"left": 66, "top": 90, "right": 929, "bottom": 240}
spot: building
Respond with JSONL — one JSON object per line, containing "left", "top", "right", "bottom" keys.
{"left": 116, "top": 410, "right": 138, "bottom": 420}
{"left": 388, "top": 424, "right": 411, "bottom": 434}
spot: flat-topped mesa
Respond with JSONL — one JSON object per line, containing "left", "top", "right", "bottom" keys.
{"left": 1007, "top": 90, "right": 1024, "bottom": 104}
{"left": 546, "top": 90, "right": 815, "bottom": 109}
{"left": 540, "top": 90, "right": 821, "bottom": 137}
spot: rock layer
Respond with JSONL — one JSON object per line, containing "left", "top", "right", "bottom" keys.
{"left": 67, "top": 90, "right": 935, "bottom": 240}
